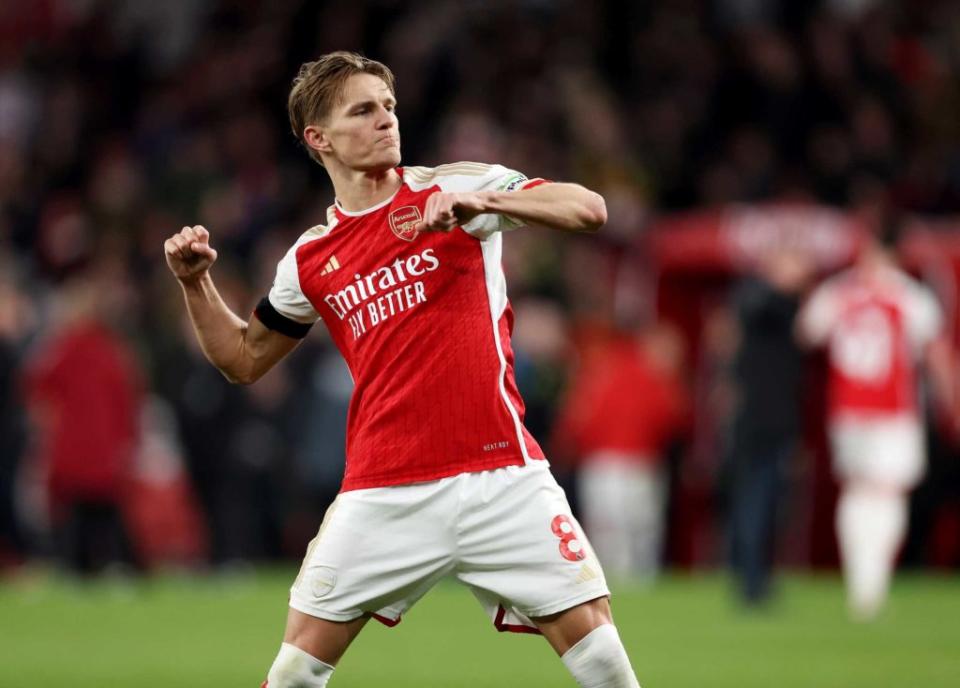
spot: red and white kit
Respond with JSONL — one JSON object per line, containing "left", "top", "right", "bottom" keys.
{"left": 255, "top": 162, "right": 608, "bottom": 629}
{"left": 261, "top": 162, "right": 548, "bottom": 491}
{"left": 798, "top": 265, "right": 943, "bottom": 487}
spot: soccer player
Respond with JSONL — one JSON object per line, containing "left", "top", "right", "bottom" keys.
{"left": 796, "top": 222, "right": 955, "bottom": 620}
{"left": 164, "top": 52, "right": 640, "bottom": 687}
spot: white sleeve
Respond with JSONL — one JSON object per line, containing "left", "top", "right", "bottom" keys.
{"left": 267, "top": 245, "right": 320, "bottom": 325}
{"left": 797, "top": 282, "right": 839, "bottom": 346}
{"left": 455, "top": 164, "right": 545, "bottom": 239}
{"left": 905, "top": 283, "right": 943, "bottom": 351}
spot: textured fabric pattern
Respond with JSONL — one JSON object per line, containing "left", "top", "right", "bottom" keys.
{"left": 262, "top": 163, "right": 548, "bottom": 491}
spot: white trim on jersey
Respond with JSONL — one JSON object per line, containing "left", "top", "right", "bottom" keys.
{"left": 480, "top": 232, "right": 532, "bottom": 465}
{"left": 325, "top": 205, "right": 339, "bottom": 229}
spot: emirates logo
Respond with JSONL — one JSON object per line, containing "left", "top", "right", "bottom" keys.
{"left": 389, "top": 206, "right": 421, "bottom": 242}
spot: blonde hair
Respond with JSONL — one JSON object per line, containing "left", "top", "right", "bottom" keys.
{"left": 288, "top": 51, "right": 396, "bottom": 165}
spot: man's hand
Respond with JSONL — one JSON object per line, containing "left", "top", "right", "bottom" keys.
{"left": 415, "top": 192, "right": 491, "bottom": 233}
{"left": 165, "top": 225, "right": 218, "bottom": 283}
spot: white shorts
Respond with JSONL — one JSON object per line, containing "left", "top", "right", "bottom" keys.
{"left": 289, "top": 462, "right": 609, "bottom": 633}
{"left": 829, "top": 414, "right": 926, "bottom": 489}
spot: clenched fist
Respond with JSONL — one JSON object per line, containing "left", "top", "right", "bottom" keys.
{"left": 414, "top": 191, "right": 491, "bottom": 233}
{"left": 165, "top": 225, "right": 218, "bottom": 283}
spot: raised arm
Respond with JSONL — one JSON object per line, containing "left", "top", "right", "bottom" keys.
{"left": 164, "top": 225, "right": 300, "bottom": 384}
{"left": 417, "top": 182, "right": 607, "bottom": 235}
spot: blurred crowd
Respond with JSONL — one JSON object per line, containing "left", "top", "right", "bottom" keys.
{"left": 2, "top": 0, "right": 960, "bottom": 596}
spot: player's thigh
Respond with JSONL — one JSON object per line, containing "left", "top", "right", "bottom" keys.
{"left": 532, "top": 596, "right": 613, "bottom": 656}
{"left": 290, "top": 481, "right": 457, "bottom": 623}
{"left": 283, "top": 607, "right": 369, "bottom": 666}
{"left": 457, "top": 464, "right": 609, "bottom": 617}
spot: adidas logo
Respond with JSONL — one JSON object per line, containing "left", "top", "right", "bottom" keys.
{"left": 575, "top": 563, "right": 599, "bottom": 584}
{"left": 320, "top": 255, "right": 341, "bottom": 276}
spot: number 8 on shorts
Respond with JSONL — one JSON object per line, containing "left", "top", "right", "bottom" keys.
{"left": 551, "top": 515, "right": 586, "bottom": 562}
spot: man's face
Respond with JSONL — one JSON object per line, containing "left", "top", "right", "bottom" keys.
{"left": 314, "top": 73, "right": 401, "bottom": 171}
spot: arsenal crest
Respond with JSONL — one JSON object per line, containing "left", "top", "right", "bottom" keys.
{"left": 389, "top": 206, "right": 421, "bottom": 242}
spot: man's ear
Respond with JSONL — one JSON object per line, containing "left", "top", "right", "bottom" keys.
{"left": 304, "top": 125, "right": 332, "bottom": 156}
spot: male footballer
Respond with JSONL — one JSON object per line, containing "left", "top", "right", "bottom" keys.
{"left": 164, "top": 51, "right": 640, "bottom": 687}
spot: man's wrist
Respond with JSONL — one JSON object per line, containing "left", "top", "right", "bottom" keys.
{"left": 178, "top": 271, "right": 212, "bottom": 294}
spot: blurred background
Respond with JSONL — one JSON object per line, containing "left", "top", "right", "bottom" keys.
{"left": 2, "top": 0, "right": 960, "bottom": 685}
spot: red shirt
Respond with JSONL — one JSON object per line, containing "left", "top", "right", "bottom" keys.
{"left": 554, "top": 339, "right": 689, "bottom": 464}
{"left": 798, "top": 266, "right": 943, "bottom": 419}
{"left": 23, "top": 320, "right": 141, "bottom": 503}
{"left": 261, "top": 163, "right": 548, "bottom": 491}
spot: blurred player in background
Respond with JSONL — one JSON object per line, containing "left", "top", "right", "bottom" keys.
{"left": 164, "top": 52, "right": 641, "bottom": 687}
{"left": 797, "top": 220, "right": 956, "bottom": 620}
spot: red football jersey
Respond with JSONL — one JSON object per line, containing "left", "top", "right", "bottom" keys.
{"left": 798, "top": 265, "right": 943, "bottom": 419}
{"left": 23, "top": 321, "right": 142, "bottom": 504}
{"left": 259, "top": 162, "right": 548, "bottom": 491}
{"left": 553, "top": 339, "right": 689, "bottom": 463}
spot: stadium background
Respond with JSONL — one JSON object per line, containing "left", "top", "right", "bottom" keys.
{"left": 1, "top": 1, "right": 959, "bottom": 686}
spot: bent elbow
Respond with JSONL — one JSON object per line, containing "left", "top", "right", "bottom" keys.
{"left": 221, "top": 370, "right": 247, "bottom": 385}
{"left": 220, "top": 365, "right": 258, "bottom": 386}
{"left": 580, "top": 192, "right": 607, "bottom": 232}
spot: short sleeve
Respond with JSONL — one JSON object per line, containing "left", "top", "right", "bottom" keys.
{"left": 459, "top": 164, "right": 548, "bottom": 239}
{"left": 905, "top": 283, "right": 943, "bottom": 351}
{"left": 256, "top": 244, "right": 320, "bottom": 339}
{"left": 797, "top": 281, "right": 839, "bottom": 347}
